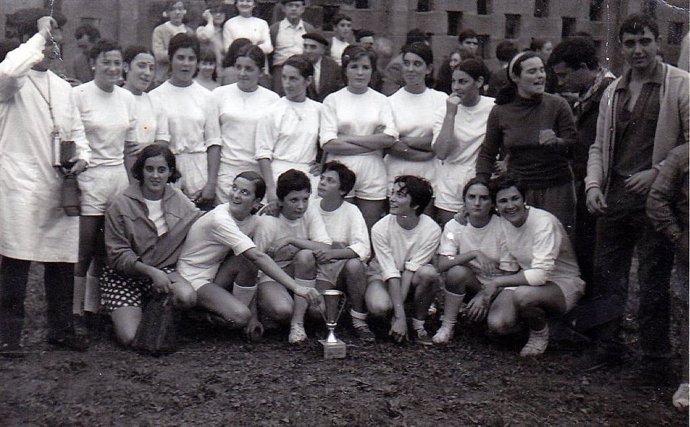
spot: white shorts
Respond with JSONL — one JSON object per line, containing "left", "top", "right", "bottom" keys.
{"left": 384, "top": 156, "right": 437, "bottom": 193}
{"left": 434, "top": 163, "right": 476, "bottom": 212}
{"left": 78, "top": 164, "right": 129, "bottom": 216}
{"left": 216, "top": 161, "right": 261, "bottom": 204}
{"left": 328, "top": 153, "right": 387, "bottom": 200}
{"left": 317, "top": 259, "right": 349, "bottom": 286}
{"left": 175, "top": 152, "right": 208, "bottom": 198}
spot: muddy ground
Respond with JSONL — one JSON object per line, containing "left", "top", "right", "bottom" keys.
{"left": 0, "top": 264, "right": 687, "bottom": 426}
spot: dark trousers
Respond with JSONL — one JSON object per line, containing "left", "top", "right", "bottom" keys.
{"left": 590, "top": 176, "right": 674, "bottom": 357}
{"left": 525, "top": 179, "right": 577, "bottom": 244}
{"left": 574, "top": 180, "right": 596, "bottom": 288}
{"left": 0, "top": 257, "right": 75, "bottom": 346}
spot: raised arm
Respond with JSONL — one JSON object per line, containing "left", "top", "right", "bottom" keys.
{"left": 432, "top": 94, "right": 461, "bottom": 160}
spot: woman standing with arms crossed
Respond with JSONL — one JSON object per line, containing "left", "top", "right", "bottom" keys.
{"left": 72, "top": 39, "right": 137, "bottom": 329}
{"left": 209, "top": 44, "right": 279, "bottom": 203}
{"left": 149, "top": 33, "right": 220, "bottom": 207}
{"left": 386, "top": 42, "right": 446, "bottom": 213}
{"left": 256, "top": 54, "right": 321, "bottom": 209}
{"left": 475, "top": 51, "right": 577, "bottom": 238}
{"left": 432, "top": 57, "right": 494, "bottom": 225}
{"left": 320, "top": 45, "right": 397, "bottom": 230}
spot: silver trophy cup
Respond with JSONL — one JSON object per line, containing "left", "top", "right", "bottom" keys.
{"left": 321, "top": 289, "right": 346, "bottom": 344}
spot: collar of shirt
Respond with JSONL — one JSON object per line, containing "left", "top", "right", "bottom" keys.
{"left": 617, "top": 60, "right": 664, "bottom": 92}
{"left": 280, "top": 18, "right": 304, "bottom": 31}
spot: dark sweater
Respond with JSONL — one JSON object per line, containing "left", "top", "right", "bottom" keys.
{"left": 476, "top": 92, "right": 577, "bottom": 189}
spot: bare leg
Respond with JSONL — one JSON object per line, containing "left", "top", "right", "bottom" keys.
{"left": 196, "top": 282, "right": 251, "bottom": 329}
{"left": 258, "top": 281, "right": 294, "bottom": 325}
{"left": 365, "top": 279, "right": 392, "bottom": 318}
{"left": 111, "top": 306, "right": 142, "bottom": 346}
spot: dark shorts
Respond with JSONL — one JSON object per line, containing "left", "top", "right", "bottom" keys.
{"left": 100, "top": 265, "right": 175, "bottom": 313}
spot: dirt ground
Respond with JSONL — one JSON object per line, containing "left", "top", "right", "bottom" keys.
{"left": 0, "top": 264, "right": 687, "bottom": 426}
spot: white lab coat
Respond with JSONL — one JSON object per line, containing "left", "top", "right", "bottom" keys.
{"left": 0, "top": 33, "right": 90, "bottom": 262}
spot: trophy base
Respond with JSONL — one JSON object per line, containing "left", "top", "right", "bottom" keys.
{"left": 319, "top": 339, "right": 346, "bottom": 359}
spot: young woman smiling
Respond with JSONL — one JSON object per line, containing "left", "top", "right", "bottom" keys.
{"left": 256, "top": 55, "right": 321, "bottom": 212}
{"left": 102, "top": 145, "right": 202, "bottom": 347}
{"left": 385, "top": 43, "right": 446, "bottom": 214}
{"left": 320, "top": 45, "right": 398, "bottom": 230}
{"left": 476, "top": 51, "right": 578, "bottom": 240}
{"left": 208, "top": 44, "right": 279, "bottom": 204}
{"left": 432, "top": 57, "right": 494, "bottom": 225}
{"left": 72, "top": 39, "right": 137, "bottom": 329}
{"left": 122, "top": 45, "right": 170, "bottom": 180}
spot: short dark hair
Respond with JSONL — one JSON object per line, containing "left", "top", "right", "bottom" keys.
{"left": 356, "top": 29, "right": 375, "bottom": 42}
{"left": 618, "top": 13, "right": 659, "bottom": 41}
{"left": 548, "top": 37, "right": 598, "bottom": 70}
{"left": 332, "top": 13, "right": 352, "bottom": 26}
{"left": 168, "top": 33, "right": 200, "bottom": 62}
{"left": 131, "top": 144, "right": 181, "bottom": 183}
{"left": 458, "top": 28, "right": 478, "bottom": 43}
{"left": 223, "top": 38, "right": 252, "bottom": 67}
{"left": 393, "top": 175, "right": 433, "bottom": 216}
{"left": 235, "top": 43, "right": 266, "bottom": 70}
{"left": 74, "top": 24, "right": 100, "bottom": 42}
{"left": 235, "top": 171, "right": 266, "bottom": 201}
{"left": 198, "top": 47, "right": 217, "bottom": 63}
{"left": 123, "top": 45, "right": 152, "bottom": 64}
{"left": 495, "top": 50, "right": 542, "bottom": 105}
{"left": 322, "top": 161, "right": 356, "bottom": 196}
{"left": 89, "top": 39, "right": 123, "bottom": 61}
{"left": 284, "top": 54, "right": 314, "bottom": 78}
{"left": 454, "top": 57, "right": 490, "bottom": 84}
{"left": 489, "top": 174, "right": 527, "bottom": 204}
{"left": 276, "top": 169, "right": 311, "bottom": 200}
{"left": 495, "top": 40, "right": 518, "bottom": 63}
{"left": 529, "top": 37, "right": 548, "bottom": 51}
{"left": 405, "top": 28, "right": 431, "bottom": 45}
{"left": 341, "top": 44, "right": 377, "bottom": 82}
{"left": 461, "top": 177, "right": 491, "bottom": 202}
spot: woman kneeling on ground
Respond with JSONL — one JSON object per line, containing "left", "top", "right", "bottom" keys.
{"left": 468, "top": 175, "right": 584, "bottom": 357}
{"left": 103, "top": 144, "right": 202, "bottom": 346}
{"left": 432, "top": 177, "right": 518, "bottom": 344}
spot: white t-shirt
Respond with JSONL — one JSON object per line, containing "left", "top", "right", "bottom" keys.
{"left": 72, "top": 81, "right": 137, "bottom": 167}
{"left": 254, "top": 204, "right": 332, "bottom": 282}
{"left": 438, "top": 216, "right": 517, "bottom": 274}
{"left": 210, "top": 83, "right": 279, "bottom": 167}
{"left": 133, "top": 92, "right": 170, "bottom": 145}
{"left": 370, "top": 214, "right": 441, "bottom": 282}
{"left": 318, "top": 201, "right": 371, "bottom": 261}
{"left": 386, "top": 87, "right": 446, "bottom": 182}
{"left": 149, "top": 81, "right": 220, "bottom": 155}
{"left": 176, "top": 203, "right": 257, "bottom": 290}
{"left": 222, "top": 16, "right": 273, "bottom": 54}
{"left": 320, "top": 87, "right": 398, "bottom": 156}
{"left": 144, "top": 198, "right": 168, "bottom": 236}
{"left": 500, "top": 207, "right": 583, "bottom": 292}
{"left": 255, "top": 97, "right": 321, "bottom": 165}
{"left": 431, "top": 95, "right": 494, "bottom": 166}
{"left": 330, "top": 37, "right": 349, "bottom": 66}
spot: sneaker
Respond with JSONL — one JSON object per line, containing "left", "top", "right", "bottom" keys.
{"left": 353, "top": 323, "right": 375, "bottom": 342}
{"left": 414, "top": 328, "right": 433, "bottom": 346}
{"left": 47, "top": 331, "right": 89, "bottom": 352}
{"left": 432, "top": 324, "right": 455, "bottom": 345}
{"left": 520, "top": 326, "right": 549, "bottom": 357}
{"left": 673, "top": 383, "right": 689, "bottom": 410}
{"left": 288, "top": 323, "right": 307, "bottom": 344}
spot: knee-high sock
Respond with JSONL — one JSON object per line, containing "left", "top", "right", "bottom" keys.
{"left": 84, "top": 274, "right": 100, "bottom": 313}
{"left": 441, "top": 290, "right": 465, "bottom": 328}
{"left": 73, "top": 276, "right": 86, "bottom": 316}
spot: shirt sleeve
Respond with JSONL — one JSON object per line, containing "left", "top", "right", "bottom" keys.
{"left": 523, "top": 215, "right": 561, "bottom": 286}
{"left": 371, "top": 220, "right": 401, "bottom": 282}
{"left": 204, "top": 92, "right": 221, "bottom": 147}
{"left": 66, "top": 87, "right": 91, "bottom": 163}
{"left": 125, "top": 93, "right": 138, "bottom": 142}
{"left": 211, "top": 215, "right": 257, "bottom": 256}
{"left": 430, "top": 104, "right": 447, "bottom": 148}
{"left": 319, "top": 95, "right": 339, "bottom": 146}
{"left": 154, "top": 106, "right": 171, "bottom": 142}
{"left": 377, "top": 97, "right": 399, "bottom": 139}
{"left": 346, "top": 207, "right": 371, "bottom": 261}
{"left": 104, "top": 200, "right": 141, "bottom": 276}
{"left": 254, "top": 104, "right": 279, "bottom": 160}
{"left": 257, "top": 19, "right": 273, "bottom": 55}
{"left": 437, "top": 220, "right": 460, "bottom": 256}
{"left": 404, "top": 219, "right": 441, "bottom": 272}
{"left": 554, "top": 96, "right": 577, "bottom": 149}
{"left": 196, "top": 22, "right": 215, "bottom": 42}
{"left": 151, "top": 25, "right": 168, "bottom": 63}
{"left": 253, "top": 216, "right": 276, "bottom": 253}
{"left": 0, "top": 33, "right": 45, "bottom": 102}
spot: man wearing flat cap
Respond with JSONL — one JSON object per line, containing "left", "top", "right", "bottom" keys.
{"left": 302, "top": 32, "right": 343, "bottom": 102}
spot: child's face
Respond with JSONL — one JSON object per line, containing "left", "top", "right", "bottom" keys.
{"left": 237, "top": 0, "right": 255, "bottom": 16}
{"left": 229, "top": 177, "right": 258, "bottom": 219}
{"left": 317, "top": 170, "right": 343, "bottom": 199}
{"left": 334, "top": 19, "right": 352, "bottom": 40}
{"left": 168, "top": 2, "right": 186, "bottom": 25}
{"left": 197, "top": 60, "right": 216, "bottom": 78}
{"left": 280, "top": 189, "right": 310, "bottom": 220}
{"left": 388, "top": 182, "right": 416, "bottom": 217}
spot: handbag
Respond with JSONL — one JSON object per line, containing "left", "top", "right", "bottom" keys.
{"left": 131, "top": 293, "right": 178, "bottom": 356}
